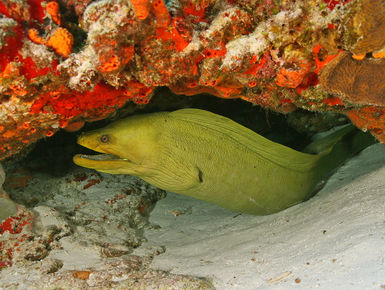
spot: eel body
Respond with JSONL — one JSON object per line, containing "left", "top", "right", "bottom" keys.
{"left": 73, "top": 109, "right": 374, "bottom": 215}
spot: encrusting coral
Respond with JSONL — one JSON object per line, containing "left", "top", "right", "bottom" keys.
{"left": 319, "top": 53, "right": 385, "bottom": 106}
{"left": 346, "top": 0, "right": 385, "bottom": 57}
{"left": 0, "top": 0, "right": 384, "bottom": 160}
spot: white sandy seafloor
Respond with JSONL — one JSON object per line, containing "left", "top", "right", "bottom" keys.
{"left": 135, "top": 143, "right": 385, "bottom": 289}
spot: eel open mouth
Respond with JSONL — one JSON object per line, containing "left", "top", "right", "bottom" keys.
{"left": 73, "top": 152, "right": 131, "bottom": 171}
{"left": 75, "top": 153, "right": 123, "bottom": 161}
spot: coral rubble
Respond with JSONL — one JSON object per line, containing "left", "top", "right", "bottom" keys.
{"left": 0, "top": 163, "right": 213, "bottom": 288}
{"left": 0, "top": 0, "right": 384, "bottom": 160}
{"left": 0, "top": 163, "right": 166, "bottom": 271}
{"left": 0, "top": 163, "right": 16, "bottom": 222}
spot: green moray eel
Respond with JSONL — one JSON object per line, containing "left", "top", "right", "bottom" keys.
{"left": 73, "top": 109, "right": 375, "bottom": 215}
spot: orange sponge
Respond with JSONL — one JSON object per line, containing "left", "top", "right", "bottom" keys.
{"left": 46, "top": 27, "right": 74, "bottom": 57}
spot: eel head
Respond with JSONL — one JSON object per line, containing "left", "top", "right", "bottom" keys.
{"left": 73, "top": 114, "right": 160, "bottom": 175}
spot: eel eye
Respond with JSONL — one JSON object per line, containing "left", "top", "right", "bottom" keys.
{"left": 100, "top": 134, "right": 110, "bottom": 143}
